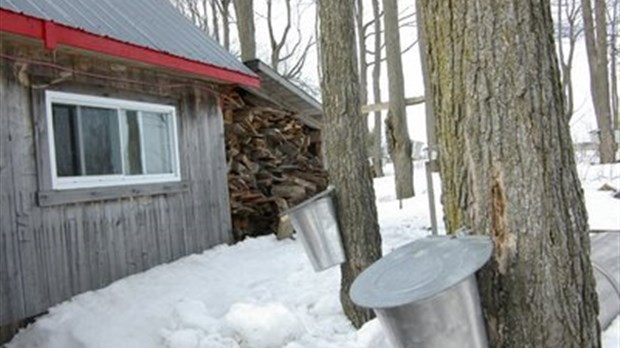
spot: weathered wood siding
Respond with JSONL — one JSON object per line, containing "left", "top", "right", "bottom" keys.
{"left": 0, "top": 50, "right": 233, "bottom": 325}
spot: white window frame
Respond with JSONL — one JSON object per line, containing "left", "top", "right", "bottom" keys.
{"left": 45, "top": 91, "right": 181, "bottom": 190}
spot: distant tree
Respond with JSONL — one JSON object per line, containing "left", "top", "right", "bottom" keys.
{"left": 356, "top": 0, "right": 418, "bottom": 178}
{"left": 418, "top": 0, "right": 600, "bottom": 346}
{"left": 354, "top": 0, "right": 385, "bottom": 178}
{"left": 233, "top": 0, "right": 256, "bottom": 61}
{"left": 583, "top": 0, "right": 616, "bottom": 162}
{"left": 370, "top": 0, "right": 384, "bottom": 177}
{"left": 610, "top": 0, "right": 619, "bottom": 132}
{"left": 210, "top": 0, "right": 220, "bottom": 43}
{"left": 317, "top": 0, "right": 382, "bottom": 329}
{"left": 266, "top": 0, "right": 316, "bottom": 80}
{"left": 234, "top": 0, "right": 256, "bottom": 62}
{"left": 554, "top": 0, "right": 583, "bottom": 119}
{"left": 218, "top": 0, "right": 232, "bottom": 50}
{"left": 355, "top": 0, "right": 369, "bottom": 157}
{"left": 383, "top": 0, "right": 414, "bottom": 198}
{"left": 173, "top": 0, "right": 210, "bottom": 33}
{"left": 172, "top": 0, "right": 232, "bottom": 51}
{"left": 267, "top": 0, "right": 291, "bottom": 71}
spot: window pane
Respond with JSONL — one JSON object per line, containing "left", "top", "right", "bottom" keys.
{"left": 52, "top": 104, "right": 81, "bottom": 176}
{"left": 120, "top": 110, "right": 143, "bottom": 175}
{"left": 141, "top": 112, "right": 173, "bottom": 174}
{"left": 79, "top": 106, "right": 122, "bottom": 175}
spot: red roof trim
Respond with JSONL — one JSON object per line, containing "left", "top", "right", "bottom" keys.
{"left": 0, "top": 8, "right": 260, "bottom": 88}
{"left": 43, "top": 21, "right": 57, "bottom": 50}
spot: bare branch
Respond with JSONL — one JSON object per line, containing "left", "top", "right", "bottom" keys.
{"left": 365, "top": 12, "right": 416, "bottom": 40}
{"left": 283, "top": 37, "right": 316, "bottom": 79}
{"left": 278, "top": 30, "right": 304, "bottom": 63}
{"left": 363, "top": 11, "right": 384, "bottom": 32}
{"left": 268, "top": 0, "right": 293, "bottom": 71}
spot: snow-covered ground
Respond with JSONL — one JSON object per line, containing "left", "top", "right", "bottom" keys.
{"left": 7, "top": 162, "right": 620, "bottom": 348}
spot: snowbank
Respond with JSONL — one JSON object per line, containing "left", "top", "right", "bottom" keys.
{"left": 7, "top": 163, "right": 619, "bottom": 348}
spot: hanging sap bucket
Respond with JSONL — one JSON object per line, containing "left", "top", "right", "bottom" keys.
{"left": 590, "top": 231, "right": 620, "bottom": 329}
{"left": 351, "top": 235, "right": 493, "bottom": 348}
{"left": 284, "top": 186, "right": 345, "bottom": 271}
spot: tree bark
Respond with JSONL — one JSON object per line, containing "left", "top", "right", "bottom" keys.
{"left": 371, "top": 0, "right": 384, "bottom": 177}
{"left": 416, "top": 1, "right": 435, "bottom": 149}
{"left": 418, "top": 1, "right": 600, "bottom": 347}
{"left": 233, "top": 0, "right": 256, "bottom": 61}
{"left": 317, "top": 0, "right": 382, "bottom": 329}
{"left": 383, "top": 0, "right": 414, "bottom": 198}
{"left": 583, "top": 0, "right": 616, "bottom": 162}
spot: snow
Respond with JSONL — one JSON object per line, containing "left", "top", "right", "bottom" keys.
{"left": 7, "top": 162, "right": 620, "bottom": 348}
{"left": 579, "top": 163, "right": 620, "bottom": 230}
{"left": 603, "top": 316, "right": 620, "bottom": 348}
{"left": 224, "top": 303, "right": 304, "bottom": 348}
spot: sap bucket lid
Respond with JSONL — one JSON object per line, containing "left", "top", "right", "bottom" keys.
{"left": 350, "top": 235, "right": 493, "bottom": 309}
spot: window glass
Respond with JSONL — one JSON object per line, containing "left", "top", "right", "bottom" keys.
{"left": 121, "top": 110, "right": 143, "bottom": 175}
{"left": 52, "top": 104, "right": 80, "bottom": 177}
{"left": 79, "top": 106, "right": 122, "bottom": 175}
{"left": 47, "top": 92, "right": 179, "bottom": 189}
{"left": 142, "top": 112, "right": 173, "bottom": 174}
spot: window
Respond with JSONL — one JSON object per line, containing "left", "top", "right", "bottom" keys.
{"left": 46, "top": 91, "right": 180, "bottom": 189}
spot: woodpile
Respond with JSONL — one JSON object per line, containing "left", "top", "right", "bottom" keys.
{"left": 224, "top": 94, "right": 328, "bottom": 240}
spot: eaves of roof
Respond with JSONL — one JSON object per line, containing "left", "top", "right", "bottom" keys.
{"left": 0, "top": 8, "right": 260, "bottom": 88}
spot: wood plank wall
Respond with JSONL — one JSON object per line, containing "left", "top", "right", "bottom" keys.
{"left": 0, "top": 53, "right": 233, "bottom": 325}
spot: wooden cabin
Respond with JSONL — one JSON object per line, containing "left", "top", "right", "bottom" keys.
{"left": 0, "top": 0, "right": 259, "bottom": 328}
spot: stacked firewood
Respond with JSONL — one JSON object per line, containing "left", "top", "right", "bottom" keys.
{"left": 224, "top": 97, "right": 328, "bottom": 240}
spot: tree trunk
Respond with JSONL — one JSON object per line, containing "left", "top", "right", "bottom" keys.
{"left": 371, "top": 0, "right": 384, "bottom": 177}
{"left": 416, "top": 0, "right": 435, "bottom": 149}
{"left": 355, "top": 0, "right": 369, "bottom": 136}
{"left": 611, "top": 0, "right": 619, "bottom": 133}
{"left": 317, "top": 0, "right": 383, "bottom": 329}
{"left": 383, "top": 0, "right": 414, "bottom": 198}
{"left": 556, "top": 0, "right": 579, "bottom": 120}
{"left": 211, "top": 0, "right": 220, "bottom": 43}
{"left": 355, "top": 0, "right": 376, "bottom": 171}
{"left": 583, "top": 0, "right": 616, "bottom": 162}
{"left": 221, "top": 0, "right": 231, "bottom": 51}
{"left": 201, "top": 0, "right": 209, "bottom": 33}
{"left": 418, "top": 1, "right": 601, "bottom": 347}
{"left": 233, "top": 0, "right": 256, "bottom": 61}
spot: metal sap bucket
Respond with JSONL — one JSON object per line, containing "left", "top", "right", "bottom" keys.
{"left": 590, "top": 231, "right": 620, "bottom": 329}
{"left": 284, "top": 186, "right": 345, "bottom": 271}
{"left": 351, "top": 235, "right": 493, "bottom": 348}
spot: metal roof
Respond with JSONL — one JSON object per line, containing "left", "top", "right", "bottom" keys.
{"left": 0, "top": 0, "right": 256, "bottom": 78}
